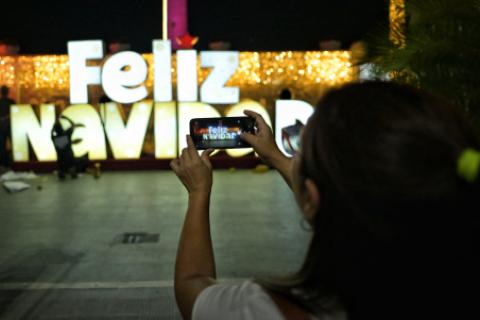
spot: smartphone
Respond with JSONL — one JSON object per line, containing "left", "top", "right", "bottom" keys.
{"left": 190, "top": 117, "right": 255, "bottom": 150}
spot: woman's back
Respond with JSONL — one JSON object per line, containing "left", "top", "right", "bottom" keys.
{"left": 257, "top": 81, "right": 480, "bottom": 319}
{"left": 171, "top": 81, "right": 480, "bottom": 320}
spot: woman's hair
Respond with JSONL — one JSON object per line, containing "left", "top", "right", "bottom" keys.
{"left": 259, "top": 81, "right": 480, "bottom": 319}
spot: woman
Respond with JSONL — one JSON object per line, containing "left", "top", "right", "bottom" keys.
{"left": 170, "top": 81, "right": 480, "bottom": 319}
{"left": 51, "top": 115, "right": 87, "bottom": 179}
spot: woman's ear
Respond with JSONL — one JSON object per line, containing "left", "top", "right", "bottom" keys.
{"left": 302, "top": 179, "right": 320, "bottom": 222}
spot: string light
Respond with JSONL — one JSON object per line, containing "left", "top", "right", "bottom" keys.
{"left": 0, "top": 51, "right": 354, "bottom": 104}
{"left": 389, "top": 0, "right": 406, "bottom": 48}
{"left": 0, "top": 56, "right": 16, "bottom": 88}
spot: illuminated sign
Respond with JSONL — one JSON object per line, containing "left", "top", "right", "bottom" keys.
{"left": 10, "top": 40, "right": 324, "bottom": 162}
{"left": 10, "top": 100, "right": 313, "bottom": 161}
{"left": 68, "top": 40, "right": 239, "bottom": 105}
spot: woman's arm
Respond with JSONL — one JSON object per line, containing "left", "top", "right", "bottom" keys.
{"left": 268, "top": 151, "right": 294, "bottom": 189}
{"left": 170, "top": 136, "right": 216, "bottom": 319}
{"left": 174, "top": 193, "right": 216, "bottom": 319}
{"left": 240, "top": 110, "right": 294, "bottom": 188}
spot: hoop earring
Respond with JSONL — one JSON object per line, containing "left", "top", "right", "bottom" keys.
{"left": 300, "top": 218, "right": 313, "bottom": 232}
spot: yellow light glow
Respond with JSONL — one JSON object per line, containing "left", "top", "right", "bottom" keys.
{"left": 0, "top": 57, "right": 16, "bottom": 88}
{"left": 390, "top": 0, "right": 406, "bottom": 48}
{"left": 62, "top": 104, "right": 107, "bottom": 160}
{"left": 3, "top": 50, "right": 357, "bottom": 162}
{"left": 100, "top": 101, "right": 153, "bottom": 159}
{"left": 10, "top": 104, "right": 57, "bottom": 161}
{"left": 0, "top": 51, "right": 354, "bottom": 105}
{"left": 155, "top": 102, "right": 177, "bottom": 158}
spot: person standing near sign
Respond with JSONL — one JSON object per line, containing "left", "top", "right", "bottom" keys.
{"left": 51, "top": 115, "right": 87, "bottom": 179}
{"left": 0, "top": 85, "right": 15, "bottom": 170}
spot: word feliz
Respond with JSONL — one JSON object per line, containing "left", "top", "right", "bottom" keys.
{"left": 69, "top": 40, "right": 241, "bottom": 105}
{"left": 204, "top": 126, "right": 240, "bottom": 141}
{"left": 10, "top": 99, "right": 314, "bottom": 162}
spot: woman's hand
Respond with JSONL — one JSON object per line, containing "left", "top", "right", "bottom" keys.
{"left": 170, "top": 135, "right": 215, "bottom": 197}
{"left": 241, "top": 110, "right": 294, "bottom": 188}
{"left": 240, "top": 110, "right": 285, "bottom": 167}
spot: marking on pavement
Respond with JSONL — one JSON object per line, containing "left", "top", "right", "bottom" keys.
{"left": 0, "top": 278, "right": 246, "bottom": 290}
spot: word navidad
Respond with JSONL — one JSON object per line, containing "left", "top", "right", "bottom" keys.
{"left": 10, "top": 40, "right": 316, "bottom": 162}
{"left": 10, "top": 100, "right": 314, "bottom": 161}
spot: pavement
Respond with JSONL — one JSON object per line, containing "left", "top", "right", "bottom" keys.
{"left": 0, "top": 169, "right": 310, "bottom": 319}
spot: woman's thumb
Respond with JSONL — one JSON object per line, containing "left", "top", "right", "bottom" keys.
{"left": 201, "top": 148, "right": 215, "bottom": 160}
{"left": 240, "top": 132, "right": 256, "bottom": 147}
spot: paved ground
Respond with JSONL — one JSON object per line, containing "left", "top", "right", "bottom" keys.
{"left": 0, "top": 170, "right": 310, "bottom": 319}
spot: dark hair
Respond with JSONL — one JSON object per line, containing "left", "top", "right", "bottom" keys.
{"left": 259, "top": 81, "right": 480, "bottom": 319}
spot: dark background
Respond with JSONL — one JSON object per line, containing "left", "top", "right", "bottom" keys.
{"left": 0, "top": 0, "right": 388, "bottom": 54}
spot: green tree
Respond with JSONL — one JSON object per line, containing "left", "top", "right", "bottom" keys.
{"left": 364, "top": 0, "right": 480, "bottom": 123}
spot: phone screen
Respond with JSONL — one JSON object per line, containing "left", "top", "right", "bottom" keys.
{"left": 190, "top": 117, "right": 255, "bottom": 150}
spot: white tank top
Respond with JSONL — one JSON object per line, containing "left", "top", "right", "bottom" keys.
{"left": 192, "top": 280, "right": 346, "bottom": 320}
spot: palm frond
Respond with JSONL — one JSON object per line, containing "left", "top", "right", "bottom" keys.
{"left": 362, "top": 0, "right": 480, "bottom": 123}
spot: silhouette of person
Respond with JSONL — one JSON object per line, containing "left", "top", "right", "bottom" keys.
{"left": 51, "top": 115, "right": 87, "bottom": 179}
{"left": 279, "top": 88, "right": 292, "bottom": 100}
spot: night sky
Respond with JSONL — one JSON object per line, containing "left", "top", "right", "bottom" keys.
{"left": 0, "top": 0, "right": 388, "bottom": 54}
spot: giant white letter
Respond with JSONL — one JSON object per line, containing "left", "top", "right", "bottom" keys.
{"left": 275, "top": 100, "right": 314, "bottom": 155}
{"left": 68, "top": 40, "right": 104, "bottom": 104}
{"left": 100, "top": 101, "right": 153, "bottom": 159}
{"left": 102, "top": 51, "right": 149, "bottom": 104}
{"left": 10, "top": 104, "right": 56, "bottom": 161}
{"left": 62, "top": 104, "right": 107, "bottom": 160}
{"left": 155, "top": 102, "right": 177, "bottom": 159}
{"left": 153, "top": 40, "right": 172, "bottom": 102}
{"left": 177, "top": 50, "right": 198, "bottom": 102}
{"left": 200, "top": 51, "right": 239, "bottom": 104}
